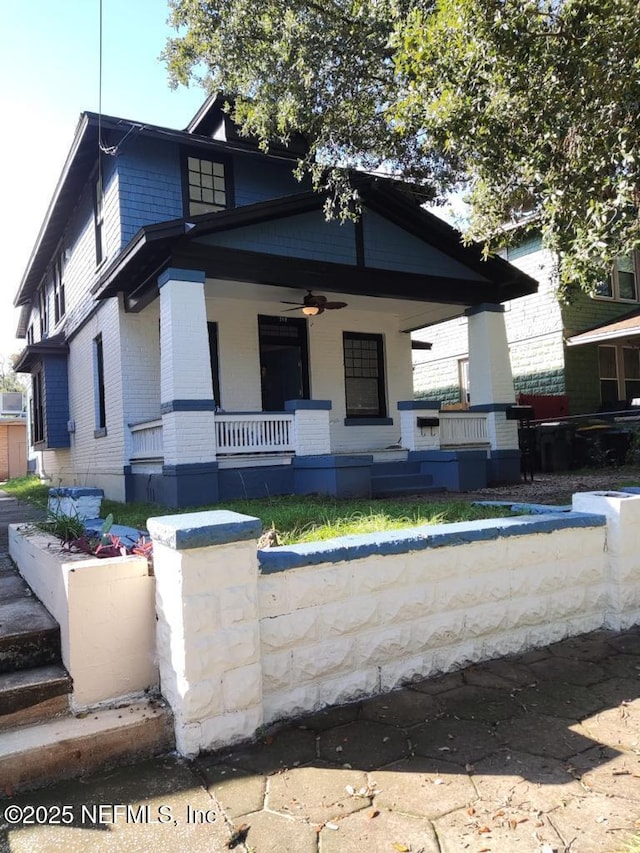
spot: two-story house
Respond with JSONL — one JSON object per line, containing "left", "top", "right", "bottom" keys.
{"left": 414, "top": 232, "right": 640, "bottom": 419}
{"left": 13, "top": 95, "right": 536, "bottom": 507}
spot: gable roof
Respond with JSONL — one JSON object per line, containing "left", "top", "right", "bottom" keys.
{"left": 93, "top": 177, "right": 537, "bottom": 308}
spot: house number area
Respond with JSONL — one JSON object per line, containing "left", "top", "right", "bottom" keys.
{"left": 1, "top": 803, "right": 218, "bottom": 826}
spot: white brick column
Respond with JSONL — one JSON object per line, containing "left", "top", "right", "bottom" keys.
{"left": 159, "top": 268, "right": 216, "bottom": 466}
{"left": 149, "top": 510, "right": 263, "bottom": 757}
{"left": 158, "top": 268, "right": 218, "bottom": 506}
{"left": 467, "top": 303, "right": 519, "bottom": 482}
{"left": 572, "top": 490, "right": 640, "bottom": 629}
{"left": 286, "top": 400, "right": 332, "bottom": 455}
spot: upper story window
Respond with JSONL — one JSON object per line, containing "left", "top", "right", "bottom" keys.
{"left": 26, "top": 324, "right": 34, "bottom": 345}
{"left": 38, "top": 287, "right": 48, "bottom": 339}
{"left": 594, "top": 254, "right": 638, "bottom": 302}
{"left": 93, "top": 173, "right": 106, "bottom": 266}
{"left": 184, "top": 154, "right": 230, "bottom": 216}
{"left": 53, "top": 251, "right": 66, "bottom": 324}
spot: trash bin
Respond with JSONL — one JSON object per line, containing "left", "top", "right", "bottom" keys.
{"left": 537, "top": 422, "right": 573, "bottom": 472}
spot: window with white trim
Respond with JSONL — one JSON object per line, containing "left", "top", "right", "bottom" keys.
{"left": 599, "top": 344, "right": 640, "bottom": 405}
{"left": 594, "top": 254, "right": 638, "bottom": 301}
{"left": 458, "top": 357, "right": 470, "bottom": 403}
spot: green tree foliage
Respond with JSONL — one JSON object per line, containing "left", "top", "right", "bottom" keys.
{"left": 164, "top": 0, "right": 640, "bottom": 295}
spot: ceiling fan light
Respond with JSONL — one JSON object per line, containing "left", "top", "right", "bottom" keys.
{"left": 302, "top": 305, "right": 320, "bottom": 316}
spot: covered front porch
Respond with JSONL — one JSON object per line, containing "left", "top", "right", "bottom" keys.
{"left": 97, "top": 179, "right": 536, "bottom": 506}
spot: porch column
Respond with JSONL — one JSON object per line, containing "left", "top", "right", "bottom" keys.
{"left": 159, "top": 268, "right": 219, "bottom": 507}
{"left": 466, "top": 304, "right": 519, "bottom": 483}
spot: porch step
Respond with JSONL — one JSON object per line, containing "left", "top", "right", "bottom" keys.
{"left": 371, "top": 461, "right": 422, "bottom": 477}
{"left": 0, "top": 664, "right": 71, "bottom": 729}
{"left": 371, "top": 473, "right": 443, "bottom": 497}
{"left": 0, "top": 698, "right": 174, "bottom": 794}
{"left": 0, "top": 593, "right": 61, "bottom": 674}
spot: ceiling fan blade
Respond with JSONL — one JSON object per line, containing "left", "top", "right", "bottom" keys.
{"left": 324, "top": 301, "right": 348, "bottom": 310}
{"left": 280, "top": 300, "right": 304, "bottom": 306}
{"left": 281, "top": 306, "right": 303, "bottom": 312}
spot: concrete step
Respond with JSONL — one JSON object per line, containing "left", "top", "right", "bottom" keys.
{"left": 371, "top": 473, "right": 443, "bottom": 497}
{"left": 371, "top": 461, "right": 422, "bottom": 476}
{"left": 0, "top": 596, "right": 61, "bottom": 674}
{"left": 0, "top": 698, "right": 174, "bottom": 794}
{"left": 0, "top": 664, "right": 72, "bottom": 725}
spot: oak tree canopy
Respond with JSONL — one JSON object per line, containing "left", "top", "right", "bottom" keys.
{"left": 164, "top": 0, "right": 640, "bottom": 295}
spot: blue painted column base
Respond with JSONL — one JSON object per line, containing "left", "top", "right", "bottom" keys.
{"left": 293, "top": 455, "right": 373, "bottom": 498}
{"left": 161, "top": 463, "right": 220, "bottom": 508}
{"left": 487, "top": 450, "right": 522, "bottom": 485}
{"left": 408, "top": 450, "right": 488, "bottom": 491}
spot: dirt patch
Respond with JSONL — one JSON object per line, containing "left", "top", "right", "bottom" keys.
{"left": 430, "top": 465, "right": 640, "bottom": 505}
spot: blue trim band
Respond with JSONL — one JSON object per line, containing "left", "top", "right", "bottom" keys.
{"left": 148, "top": 510, "right": 262, "bottom": 550}
{"left": 398, "top": 401, "right": 441, "bottom": 411}
{"left": 285, "top": 400, "right": 332, "bottom": 411}
{"left": 162, "top": 462, "right": 219, "bottom": 475}
{"left": 258, "top": 511, "right": 606, "bottom": 573}
{"left": 344, "top": 417, "right": 394, "bottom": 426}
{"left": 161, "top": 399, "right": 216, "bottom": 413}
{"left": 465, "top": 303, "right": 505, "bottom": 317}
{"left": 158, "top": 268, "right": 206, "bottom": 287}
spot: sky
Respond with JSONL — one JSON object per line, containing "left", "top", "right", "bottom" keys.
{"left": 0, "top": 0, "right": 206, "bottom": 363}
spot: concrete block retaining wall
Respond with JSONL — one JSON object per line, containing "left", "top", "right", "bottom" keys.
{"left": 8, "top": 527, "right": 157, "bottom": 710}
{"left": 148, "top": 491, "right": 640, "bottom": 757}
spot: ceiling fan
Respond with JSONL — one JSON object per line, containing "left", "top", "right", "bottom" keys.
{"left": 281, "top": 290, "right": 348, "bottom": 316}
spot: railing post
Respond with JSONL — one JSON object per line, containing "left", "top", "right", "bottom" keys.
{"left": 397, "top": 401, "right": 441, "bottom": 451}
{"left": 149, "top": 510, "right": 263, "bottom": 757}
{"left": 286, "top": 400, "right": 332, "bottom": 456}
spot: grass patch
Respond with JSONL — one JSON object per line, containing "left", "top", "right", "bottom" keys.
{"left": 3, "top": 477, "right": 520, "bottom": 544}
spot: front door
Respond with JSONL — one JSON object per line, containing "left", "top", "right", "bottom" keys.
{"left": 258, "top": 315, "right": 310, "bottom": 411}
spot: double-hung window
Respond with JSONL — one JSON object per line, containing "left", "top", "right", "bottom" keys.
{"left": 38, "top": 288, "right": 48, "bottom": 339}
{"left": 594, "top": 255, "right": 638, "bottom": 301}
{"left": 343, "top": 332, "right": 387, "bottom": 418}
{"left": 31, "top": 368, "right": 45, "bottom": 445}
{"left": 93, "top": 174, "right": 106, "bottom": 266}
{"left": 599, "top": 345, "right": 640, "bottom": 405}
{"left": 93, "top": 335, "right": 106, "bottom": 437}
{"left": 53, "top": 252, "right": 66, "bottom": 324}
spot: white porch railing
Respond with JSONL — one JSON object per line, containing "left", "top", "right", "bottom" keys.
{"left": 129, "top": 419, "right": 163, "bottom": 459}
{"left": 439, "top": 412, "right": 489, "bottom": 447}
{"left": 215, "top": 413, "right": 295, "bottom": 455}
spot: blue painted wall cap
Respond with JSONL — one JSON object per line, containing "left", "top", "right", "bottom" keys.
{"left": 48, "top": 487, "right": 104, "bottom": 498}
{"left": 147, "top": 509, "right": 262, "bottom": 550}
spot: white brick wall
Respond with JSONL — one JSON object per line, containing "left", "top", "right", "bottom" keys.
{"left": 150, "top": 494, "right": 640, "bottom": 754}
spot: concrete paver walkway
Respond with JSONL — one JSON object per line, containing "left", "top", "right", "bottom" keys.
{"left": 0, "top": 627, "right": 638, "bottom": 853}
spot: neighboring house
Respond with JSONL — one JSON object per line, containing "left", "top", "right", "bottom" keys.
{"left": 414, "top": 232, "right": 640, "bottom": 418}
{"left": 13, "top": 95, "right": 537, "bottom": 507}
{"left": 0, "top": 393, "right": 27, "bottom": 481}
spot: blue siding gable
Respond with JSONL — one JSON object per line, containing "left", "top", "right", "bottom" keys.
{"left": 117, "top": 138, "right": 184, "bottom": 246}
{"left": 363, "top": 211, "right": 488, "bottom": 280}
{"left": 117, "top": 137, "right": 312, "bottom": 247}
{"left": 195, "top": 209, "right": 358, "bottom": 265}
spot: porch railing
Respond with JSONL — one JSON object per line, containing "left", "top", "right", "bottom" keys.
{"left": 439, "top": 412, "right": 489, "bottom": 447}
{"left": 129, "top": 419, "right": 163, "bottom": 459}
{"left": 215, "top": 413, "right": 295, "bottom": 455}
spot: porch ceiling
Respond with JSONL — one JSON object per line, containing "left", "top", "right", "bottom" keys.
{"left": 202, "top": 279, "right": 466, "bottom": 330}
